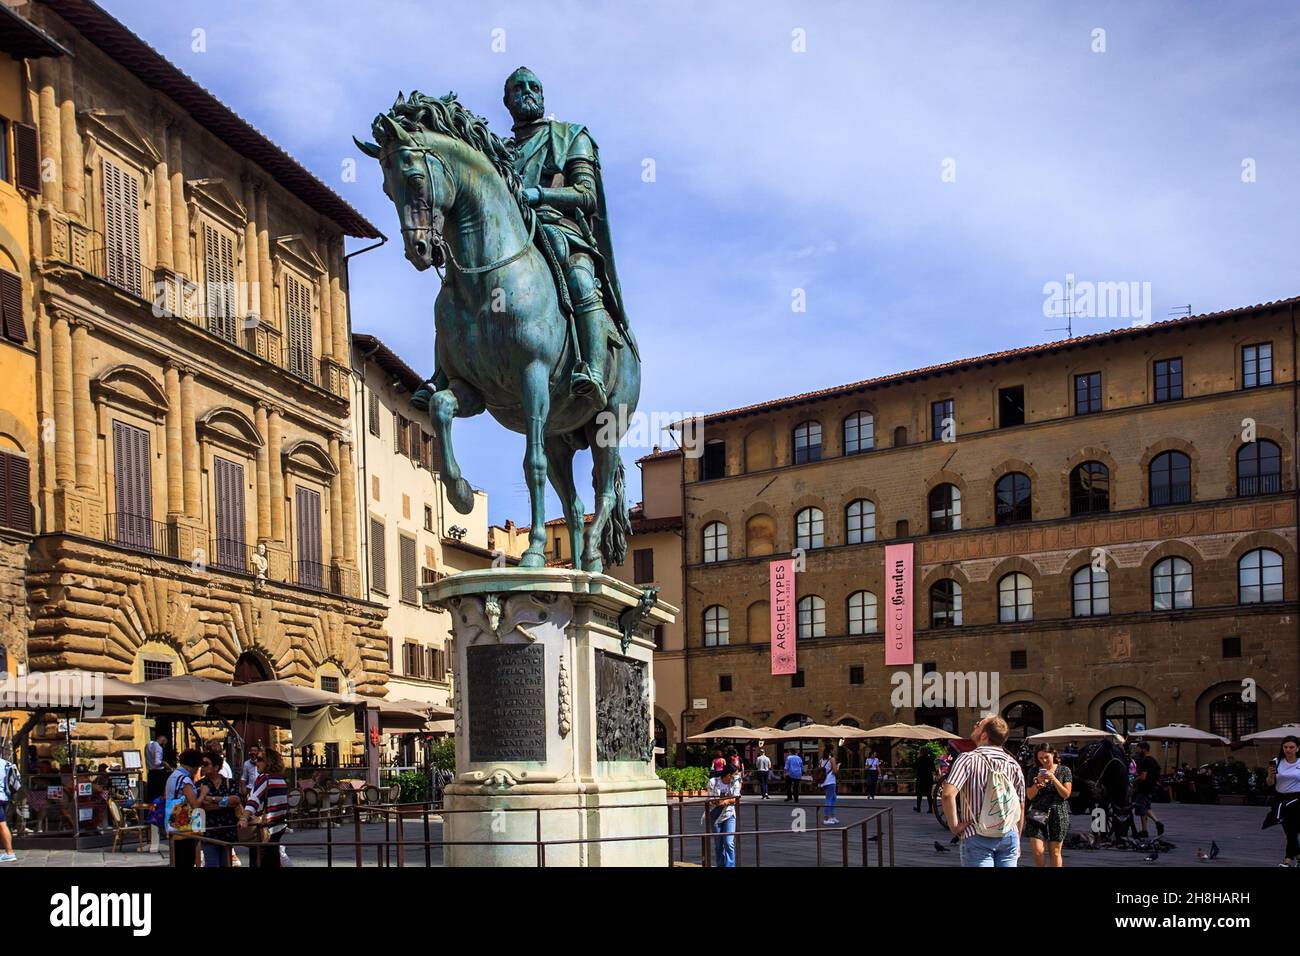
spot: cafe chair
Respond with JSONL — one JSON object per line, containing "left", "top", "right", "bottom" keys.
{"left": 106, "top": 799, "right": 149, "bottom": 853}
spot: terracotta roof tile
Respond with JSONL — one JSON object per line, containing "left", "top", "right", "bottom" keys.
{"left": 695, "top": 296, "right": 1300, "bottom": 424}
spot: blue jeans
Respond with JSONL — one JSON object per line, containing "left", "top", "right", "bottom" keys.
{"left": 822, "top": 783, "right": 837, "bottom": 819}
{"left": 959, "top": 830, "right": 1021, "bottom": 867}
{"left": 712, "top": 812, "right": 736, "bottom": 867}
{"left": 201, "top": 840, "right": 229, "bottom": 868}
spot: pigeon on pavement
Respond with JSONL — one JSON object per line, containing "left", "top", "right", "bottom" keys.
{"left": 933, "top": 841, "right": 949, "bottom": 853}
{"left": 1209, "top": 840, "right": 1220, "bottom": 860}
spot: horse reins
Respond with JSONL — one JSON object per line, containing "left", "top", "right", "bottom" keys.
{"left": 393, "top": 145, "right": 537, "bottom": 277}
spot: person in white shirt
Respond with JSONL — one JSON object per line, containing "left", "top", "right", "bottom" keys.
{"left": 145, "top": 732, "right": 170, "bottom": 802}
{"left": 818, "top": 744, "right": 840, "bottom": 825}
{"left": 707, "top": 764, "right": 742, "bottom": 867}
{"left": 1265, "top": 735, "right": 1300, "bottom": 866}
{"left": 754, "top": 750, "right": 772, "bottom": 800}
{"left": 240, "top": 745, "right": 261, "bottom": 799}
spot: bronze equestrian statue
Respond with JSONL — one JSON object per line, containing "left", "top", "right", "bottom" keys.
{"left": 356, "top": 69, "right": 640, "bottom": 572}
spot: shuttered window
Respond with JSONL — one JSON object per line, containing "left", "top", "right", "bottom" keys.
{"left": 399, "top": 534, "right": 418, "bottom": 604}
{"left": 0, "top": 450, "right": 33, "bottom": 532}
{"left": 213, "top": 457, "right": 247, "bottom": 572}
{"left": 13, "top": 122, "right": 39, "bottom": 193}
{"left": 367, "top": 390, "right": 380, "bottom": 436}
{"left": 112, "top": 421, "right": 153, "bottom": 549}
{"left": 285, "top": 274, "right": 313, "bottom": 381}
{"left": 0, "top": 268, "right": 24, "bottom": 345}
{"left": 369, "top": 516, "right": 387, "bottom": 593}
{"left": 202, "top": 222, "right": 237, "bottom": 342}
{"left": 633, "top": 548, "right": 654, "bottom": 584}
{"left": 396, "top": 414, "right": 409, "bottom": 456}
{"left": 102, "top": 157, "right": 142, "bottom": 296}
{"left": 431, "top": 647, "right": 447, "bottom": 682}
{"left": 295, "top": 485, "right": 323, "bottom": 589}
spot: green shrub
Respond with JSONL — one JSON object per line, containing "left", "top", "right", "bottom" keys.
{"left": 428, "top": 737, "right": 456, "bottom": 772}
{"left": 396, "top": 769, "right": 431, "bottom": 803}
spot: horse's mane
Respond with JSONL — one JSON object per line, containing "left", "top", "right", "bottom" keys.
{"left": 379, "top": 91, "right": 532, "bottom": 222}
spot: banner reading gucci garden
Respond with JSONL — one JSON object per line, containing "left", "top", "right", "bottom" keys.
{"left": 769, "top": 558, "right": 796, "bottom": 675}
{"left": 885, "top": 542, "right": 914, "bottom": 666}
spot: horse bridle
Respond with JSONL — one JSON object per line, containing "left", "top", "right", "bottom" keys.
{"left": 388, "top": 144, "right": 536, "bottom": 277}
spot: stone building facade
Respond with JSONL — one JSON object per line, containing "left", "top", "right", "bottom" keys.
{"left": 8, "top": 0, "right": 389, "bottom": 757}
{"left": 677, "top": 299, "right": 1299, "bottom": 765}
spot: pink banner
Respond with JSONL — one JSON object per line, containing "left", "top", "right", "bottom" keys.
{"left": 769, "top": 559, "right": 796, "bottom": 675}
{"left": 885, "top": 543, "right": 914, "bottom": 666}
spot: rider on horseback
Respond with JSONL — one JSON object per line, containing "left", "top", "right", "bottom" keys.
{"left": 503, "top": 66, "right": 635, "bottom": 412}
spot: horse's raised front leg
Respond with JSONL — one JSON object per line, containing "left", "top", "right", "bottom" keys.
{"left": 425, "top": 378, "right": 485, "bottom": 515}
{"left": 544, "top": 435, "right": 585, "bottom": 571}
{"left": 519, "top": 362, "right": 552, "bottom": 568}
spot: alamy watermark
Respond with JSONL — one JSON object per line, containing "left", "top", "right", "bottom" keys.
{"left": 0, "top": 669, "right": 103, "bottom": 718}
{"left": 889, "top": 664, "right": 999, "bottom": 712}
{"left": 1042, "top": 273, "right": 1153, "bottom": 325}
{"left": 593, "top": 405, "right": 705, "bottom": 457}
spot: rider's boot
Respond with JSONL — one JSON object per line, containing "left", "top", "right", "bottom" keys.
{"left": 570, "top": 303, "right": 610, "bottom": 410}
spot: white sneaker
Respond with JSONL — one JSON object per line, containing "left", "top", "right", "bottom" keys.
{"left": 0, "top": 852, "right": 16, "bottom": 862}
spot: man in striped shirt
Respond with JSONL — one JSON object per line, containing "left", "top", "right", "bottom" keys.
{"left": 241, "top": 748, "right": 289, "bottom": 868}
{"left": 941, "top": 715, "right": 1026, "bottom": 867}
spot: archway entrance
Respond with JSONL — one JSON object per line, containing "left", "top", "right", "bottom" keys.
{"left": 232, "top": 652, "right": 274, "bottom": 761}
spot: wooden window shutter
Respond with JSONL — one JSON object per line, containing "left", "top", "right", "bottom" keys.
{"left": 102, "top": 157, "right": 142, "bottom": 296}
{"left": 13, "top": 123, "right": 39, "bottom": 193}
{"left": 369, "top": 516, "right": 386, "bottom": 592}
{"left": 0, "top": 451, "right": 32, "bottom": 532}
{"left": 0, "top": 269, "right": 25, "bottom": 345}
{"left": 400, "top": 534, "right": 417, "bottom": 604}
{"left": 285, "top": 274, "right": 313, "bottom": 379}
{"left": 203, "top": 223, "right": 237, "bottom": 342}
{"left": 396, "top": 415, "right": 409, "bottom": 456}
{"left": 367, "top": 390, "right": 380, "bottom": 436}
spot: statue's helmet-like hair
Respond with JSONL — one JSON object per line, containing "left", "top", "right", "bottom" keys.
{"left": 504, "top": 66, "right": 540, "bottom": 97}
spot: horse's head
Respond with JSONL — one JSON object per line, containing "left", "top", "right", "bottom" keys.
{"left": 355, "top": 104, "right": 453, "bottom": 272}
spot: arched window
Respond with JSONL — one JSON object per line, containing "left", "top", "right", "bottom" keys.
{"left": 1149, "top": 450, "right": 1191, "bottom": 506}
{"left": 1237, "top": 440, "right": 1282, "bottom": 497}
{"left": 702, "top": 521, "right": 728, "bottom": 563}
{"left": 793, "top": 421, "right": 823, "bottom": 464}
{"left": 778, "top": 714, "right": 818, "bottom": 761}
{"left": 1152, "top": 556, "right": 1193, "bottom": 611}
{"left": 1239, "top": 548, "right": 1283, "bottom": 604}
{"left": 703, "top": 605, "right": 729, "bottom": 646}
{"left": 930, "top": 579, "right": 962, "bottom": 628}
{"left": 1101, "top": 697, "right": 1146, "bottom": 738}
{"left": 1003, "top": 701, "right": 1044, "bottom": 745}
{"left": 843, "top": 412, "right": 874, "bottom": 455}
{"left": 1070, "top": 461, "right": 1110, "bottom": 515}
{"left": 994, "top": 472, "right": 1032, "bottom": 525}
{"left": 928, "top": 483, "right": 961, "bottom": 533}
{"left": 1072, "top": 565, "right": 1109, "bottom": 617}
{"left": 705, "top": 716, "right": 752, "bottom": 731}
{"left": 847, "top": 591, "right": 878, "bottom": 635}
{"left": 797, "top": 595, "right": 826, "bottom": 638}
{"left": 1208, "top": 693, "right": 1258, "bottom": 742}
{"left": 795, "top": 507, "right": 824, "bottom": 550}
{"left": 845, "top": 499, "right": 876, "bottom": 544}
{"left": 998, "top": 572, "right": 1033, "bottom": 623}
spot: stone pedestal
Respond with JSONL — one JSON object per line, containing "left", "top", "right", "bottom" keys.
{"left": 421, "top": 568, "right": 677, "bottom": 867}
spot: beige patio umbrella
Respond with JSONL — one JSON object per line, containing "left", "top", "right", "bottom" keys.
{"left": 688, "top": 726, "right": 767, "bottom": 741}
{"left": 771, "top": 723, "right": 875, "bottom": 740}
{"left": 860, "top": 721, "right": 963, "bottom": 741}
{"left": 1241, "top": 722, "right": 1300, "bottom": 743}
{"left": 426, "top": 719, "right": 455, "bottom": 735}
{"left": 1141, "top": 723, "right": 1229, "bottom": 770}
{"left": 1028, "top": 722, "right": 1124, "bottom": 745}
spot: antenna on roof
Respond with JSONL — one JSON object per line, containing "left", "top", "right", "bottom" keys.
{"left": 1168, "top": 304, "right": 1192, "bottom": 319}
{"left": 1045, "top": 273, "right": 1075, "bottom": 338}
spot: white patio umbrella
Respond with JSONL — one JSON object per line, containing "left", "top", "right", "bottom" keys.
{"left": 1241, "top": 723, "right": 1300, "bottom": 743}
{"left": 1141, "top": 722, "right": 1229, "bottom": 769}
{"left": 771, "top": 723, "right": 875, "bottom": 740}
{"left": 860, "top": 721, "right": 963, "bottom": 741}
{"left": 688, "top": 726, "right": 765, "bottom": 741}
{"left": 1027, "top": 722, "right": 1124, "bottom": 745}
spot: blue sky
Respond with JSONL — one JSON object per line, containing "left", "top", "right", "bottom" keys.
{"left": 104, "top": 0, "right": 1300, "bottom": 525}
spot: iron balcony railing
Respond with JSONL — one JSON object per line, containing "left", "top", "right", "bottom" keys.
{"left": 104, "top": 513, "right": 177, "bottom": 559}
{"left": 295, "top": 559, "right": 359, "bottom": 599}
{"left": 210, "top": 536, "right": 255, "bottom": 575}
{"left": 1150, "top": 482, "right": 1192, "bottom": 507}
{"left": 1238, "top": 473, "right": 1282, "bottom": 497}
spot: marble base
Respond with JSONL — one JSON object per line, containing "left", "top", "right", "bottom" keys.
{"left": 421, "top": 567, "right": 677, "bottom": 867}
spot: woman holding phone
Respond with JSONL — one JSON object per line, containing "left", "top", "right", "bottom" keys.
{"left": 1265, "top": 735, "right": 1300, "bottom": 866}
{"left": 1024, "top": 746, "right": 1073, "bottom": 867}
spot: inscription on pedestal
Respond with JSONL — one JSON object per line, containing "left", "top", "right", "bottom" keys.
{"left": 467, "top": 643, "right": 547, "bottom": 762}
{"left": 595, "top": 651, "right": 652, "bottom": 762}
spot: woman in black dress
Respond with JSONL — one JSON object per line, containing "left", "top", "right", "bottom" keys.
{"left": 1024, "top": 746, "right": 1073, "bottom": 866}
{"left": 197, "top": 753, "right": 238, "bottom": 868}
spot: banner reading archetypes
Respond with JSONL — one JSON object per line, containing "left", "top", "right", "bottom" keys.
{"left": 769, "top": 558, "right": 796, "bottom": 675}
{"left": 885, "top": 542, "right": 914, "bottom": 666}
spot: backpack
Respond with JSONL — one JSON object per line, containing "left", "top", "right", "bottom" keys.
{"left": 147, "top": 770, "right": 192, "bottom": 830}
{"left": 812, "top": 760, "right": 830, "bottom": 787}
{"left": 1, "top": 759, "right": 20, "bottom": 799}
{"left": 974, "top": 757, "right": 1021, "bottom": 838}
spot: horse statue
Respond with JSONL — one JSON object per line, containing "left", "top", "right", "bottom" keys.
{"left": 355, "top": 92, "right": 639, "bottom": 572}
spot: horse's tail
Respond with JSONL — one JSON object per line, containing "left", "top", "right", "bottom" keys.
{"left": 601, "top": 457, "right": 631, "bottom": 568}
